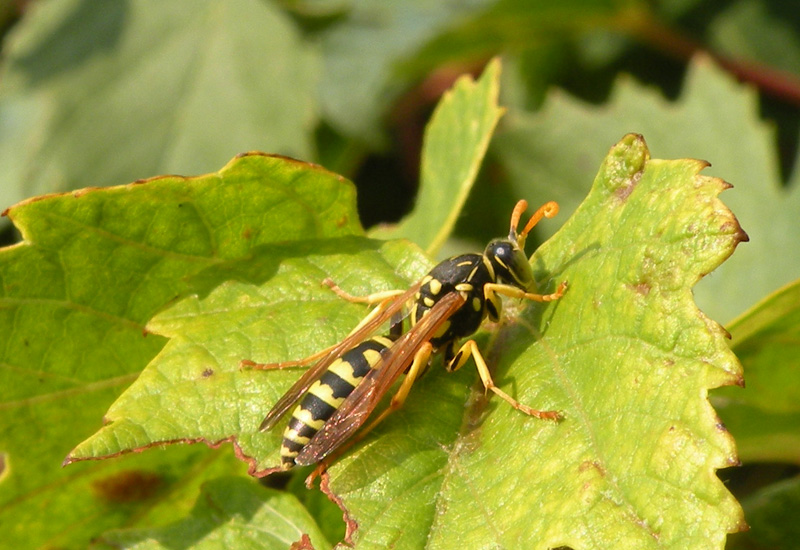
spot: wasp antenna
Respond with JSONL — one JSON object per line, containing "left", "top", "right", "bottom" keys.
{"left": 508, "top": 199, "right": 529, "bottom": 238}
{"left": 519, "top": 201, "right": 559, "bottom": 240}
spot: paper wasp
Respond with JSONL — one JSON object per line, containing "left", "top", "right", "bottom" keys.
{"left": 244, "top": 200, "right": 567, "bottom": 471}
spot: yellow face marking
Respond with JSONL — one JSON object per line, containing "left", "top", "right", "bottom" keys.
{"left": 422, "top": 275, "right": 433, "bottom": 285}
{"left": 428, "top": 278, "right": 443, "bottom": 295}
{"left": 293, "top": 407, "right": 326, "bottom": 430}
{"left": 455, "top": 283, "right": 473, "bottom": 293}
{"left": 482, "top": 255, "right": 495, "bottom": 278}
{"left": 424, "top": 297, "right": 435, "bottom": 307}
{"left": 307, "top": 381, "right": 345, "bottom": 409}
{"left": 472, "top": 297, "right": 482, "bottom": 311}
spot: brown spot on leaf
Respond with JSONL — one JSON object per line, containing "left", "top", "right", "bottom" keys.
{"left": 578, "top": 459, "right": 606, "bottom": 477}
{"left": 91, "top": 470, "right": 163, "bottom": 503}
{"left": 627, "top": 282, "right": 651, "bottom": 296}
{"left": 336, "top": 215, "right": 349, "bottom": 228}
{"left": 614, "top": 168, "right": 644, "bottom": 202}
{"left": 202, "top": 368, "right": 214, "bottom": 378}
{"left": 290, "top": 534, "right": 314, "bottom": 550}
{"left": 242, "top": 227, "right": 252, "bottom": 239}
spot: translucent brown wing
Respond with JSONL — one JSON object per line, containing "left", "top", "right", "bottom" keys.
{"left": 295, "top": 291, "right": 466, "bottom": 465}
{"left": 259, "top": 281, "right": 422, "bottom": 432}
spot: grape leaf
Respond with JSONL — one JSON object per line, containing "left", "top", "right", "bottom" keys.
{"left": 66, "top": 236, "right": 431, "bottom": 472}
{"left": 92, "top": 477, "right": 330, "bottom": 550}
{"left": 70, "top": 135, "right": 745, "bottom": 548}
{"left": 0, "top": 153, "right": 356, "bottom": 549}
{"left": 0, "top": 0, "right": 316, "bottom": 209}
{"left": 323, "top": 134, "right": 746, "bottom": 549}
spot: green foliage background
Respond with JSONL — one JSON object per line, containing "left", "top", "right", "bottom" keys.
{"left": 0, "top": 1, "right": 798, "bottom": 549}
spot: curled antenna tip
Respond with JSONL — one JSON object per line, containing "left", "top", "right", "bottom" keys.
{"left": 519, "top": 200, "right": 560, "bottom": 239}
{"left": 542, "top": 201, "right": 559, "bottom": 218}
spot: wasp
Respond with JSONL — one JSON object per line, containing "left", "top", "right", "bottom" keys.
{"left": 244, "top": 200, "right": 567, "bottom": 471}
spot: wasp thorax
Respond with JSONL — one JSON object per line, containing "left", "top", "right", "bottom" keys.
{"left": 484, "top": 239, "right": 535, "bottom": 290}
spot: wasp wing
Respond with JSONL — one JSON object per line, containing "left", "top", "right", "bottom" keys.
{"left": 295, "top": 291, "right": 466, "bottom": 465}
{"left": 259, "top": 282, "right": 421, "bottom": 432}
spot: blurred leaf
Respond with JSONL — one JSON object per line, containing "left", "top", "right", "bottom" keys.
{"left": 728, "top": 474, "right": 800, "bottom": 550}
{"left": 92, "top": 477, "right": 330, "bottom": 550}
{"left": 708, "top": 1, "right": 800, "bottom": 76}
{"left": 714, "top": 279, "right": 800, "bottom": 464}
{"left": 370, "top": 58, "right": 503, "bottom": 255}
{"left": 0, "top": 0, "right": 317, "bottom": 209}
{"left": 0, "top": 154, "right": 358, "bottom": 548}
{"left": 495, "top": 56, "right": 797, "bottom": 324}
{"left": 2, "top": 445, "right": 248, "bottom": 550}
{"left": 73, "top": 135, "right": 744, "bottom": 548}
{"left": 414, "top": 0, "right": 637, "bottom": 71}
{"left": 317, "top": 0, "right": 490, "bottom": 143}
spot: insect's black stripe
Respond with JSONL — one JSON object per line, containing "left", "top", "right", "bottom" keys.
{"left": 299, "top": 392, "right": 337, "bottom": 422}
{"left": 318, "top": 369, "right": 356, "bottom": 400}
{"left": 282, "top": 438, "right": 305, "bottom": 454}
{"left": 344, "top": 338, "right": 391, "bottom": 377}
{"left": 286, "top": 415, "right": 318, "bottom": 439}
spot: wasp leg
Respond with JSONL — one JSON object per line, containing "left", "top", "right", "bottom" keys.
{"left": 241, "top": 345, "right": 336, "bottom": 371}
{"left": 449, "top": 340, "right": 561, "bottom": 421}
{"left": 323, "top": 277, "right": 406, "bottom": 305}
{"left": 484, "top": 280, "right": 567, "bottom": 303}
{"left": 304, "top": 342, "right": 434, "bottom": 487}
{"left": 362, "top": 341, "right": 433, "bottom": 434}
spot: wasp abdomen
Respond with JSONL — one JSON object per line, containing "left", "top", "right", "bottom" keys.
{"left": 280, "top": 335, "right": 395, "bottom": 469}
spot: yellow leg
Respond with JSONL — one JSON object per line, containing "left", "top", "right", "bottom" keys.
{"left": 323, "top": 277, "right": 406, "bottom": 305}
{"left": 450, "top": 340, "right": 561, "bottom": 421}
{"left": 484, "top": 280, "right": 567, "bottom": 303}
{"left": 241, "top": 346, "right": 335, "bottom": 371}
{"left": 360, "top": 342, "right": 433, "bottom": 435}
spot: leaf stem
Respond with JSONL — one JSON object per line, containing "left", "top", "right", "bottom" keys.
{"left": 618, "top": 6, "right": 800, "bottom": 106}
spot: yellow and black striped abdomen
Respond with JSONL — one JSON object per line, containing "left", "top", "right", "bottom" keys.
{"left": 280, "top": 335, "right": 395, "bottom": 469}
